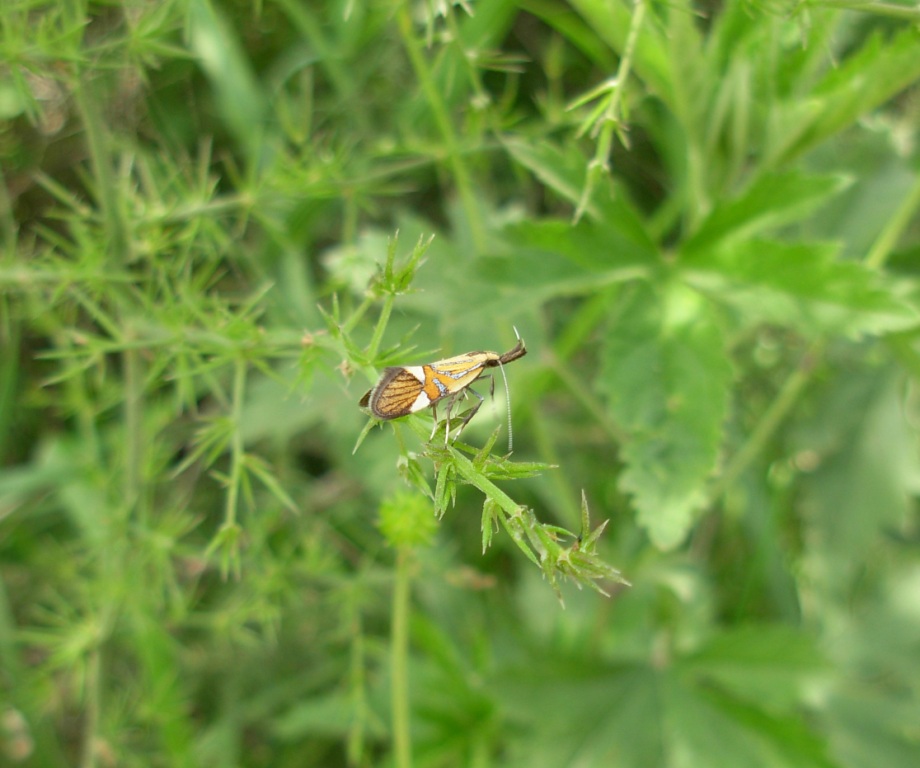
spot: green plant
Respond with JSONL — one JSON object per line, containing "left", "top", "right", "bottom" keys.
{"left": 2, "top": 1, "right": 920, "bottom": 767}
{"left": 346, "top": 235, "right": 626, "bottom": 601}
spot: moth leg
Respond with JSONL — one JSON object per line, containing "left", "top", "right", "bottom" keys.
{"left": 429, "top": 401, "right": 440, "bottom": 442}
{"left": 453, "top": 387, "right": 484, "bottom": 441}
{"left": 485, "top": 374, "right": 496, "bottom": 418}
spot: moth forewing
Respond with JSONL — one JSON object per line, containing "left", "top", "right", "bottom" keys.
{"left": 360, "top": 366, "right": 429, "bottom": 419}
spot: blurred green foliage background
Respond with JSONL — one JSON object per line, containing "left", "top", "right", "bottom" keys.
{"left": 2, "top": 1, "right": 920, "bottom": 766}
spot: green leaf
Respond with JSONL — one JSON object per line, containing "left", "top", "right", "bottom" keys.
{"left": 663, "top": 676, "right": 836, "bottom": 768}
{"left": 462, "top": 216, "right": 656, "bottom": 312}
{"left": 501, "top": 137, "right": 657, "bottom": 254}
{"left": 243, "top": 453, "right": 299, "bottom": 513}
{"left": 796, "top": 369, "right": 919, "bottom": 586}
{"left": 683, "top": 171, "right": 850, "bottom": 254}
{"left": 825, "top": 686, "right": 920, "bottom": 768}
{"left": 683, "top": 240, "right": 918, "bottom": 336}
{"left": 496, "top": 664, "right": 662, "bottom": 768}
{"left": 274, "top": 692, "right": 376, "bottom": 739}
{"left": 772, "top": 27, "right": 920, "bottom": 165}
{"left": 505, "top": 216, "right": 656, "bottom": 269}
{"left": 497, "top": 658, "right": 833, "bottom": 768}
{"left": 187, "top": 0, "right": 267, "bottom": 160}
{"left": 681, "top": 625, "right": 826, "bottom": 711}
{"left": 599, "top": 283, "right": 732, "bottom": 548}
{"left": 434, "top": 458, "right": 457, "bottom": 520}
{"left": 481, "top": 497, "right": 499, "bottom": 553}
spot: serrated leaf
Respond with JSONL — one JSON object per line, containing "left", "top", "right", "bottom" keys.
{"left": 465, "top": 217, "right": 656, "bottom": 312}
{"left": 683, "top": 240, "right": 919, "bottom": 336}
{"left": 684, "top": 171, "right": 850, "bottom": 254}
{"left": 504, "top": 217, "right": 656, "bottom": 271}
{"left": 599, "top": 283, "right": 732, "bottom": 548}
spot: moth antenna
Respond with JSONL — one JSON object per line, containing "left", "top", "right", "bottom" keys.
{"left": 498, "top": 359, "right": 513, "bottom": 453}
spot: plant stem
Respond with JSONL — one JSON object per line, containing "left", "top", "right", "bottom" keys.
{"left": 70, "top": 63, "right": 127, "bottom": 261}
{"left": 0, "top": 165, "right": 16, "bottom": 256}
{"left": 574, "top": 0, "right": 646, "bottom": 222}
{"left": 395, "top": 2, "right": 484, "bottom": 250}
{"left": 346, "top": 597, "right": 368, "bottom": 766}
{"left": 710, "top": 343, "right": 818, "bottom": 502}
{"left": 79, "top": 646, "right": 101, "bottom": 768}
{"left": 227, "top": 359, "right": 247, "bottom": 525}
{"left": 122, "top": 340, "right": 144, "bottom": 526}
{"left": 391, "top": 547, "right": 412, "bottom": 768}
{"left": 866, "top": 171, "right": 920, "bottom": 269}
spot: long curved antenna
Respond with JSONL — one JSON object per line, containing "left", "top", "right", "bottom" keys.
{"left": 502, "top": 326, "right": 524, "bottom": 453}
{"left": 498, "top": 359, "right": 513, "bottom": 453}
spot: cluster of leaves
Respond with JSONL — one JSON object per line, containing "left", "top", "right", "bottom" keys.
{"left": 2, "top": 1, "right": 920, "bottom": 767}
{"left": 428, "top": 423, "right": 625, "bottom": 599}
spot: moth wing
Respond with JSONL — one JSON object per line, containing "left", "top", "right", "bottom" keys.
{"left": 427, "top": 353, "right": 493, "bottom": 394}
{"left": 429, "top": 351, "right": 489, "bottom": 369}
{"left": 365, "top": 367, "right": 428, "bottom": 419}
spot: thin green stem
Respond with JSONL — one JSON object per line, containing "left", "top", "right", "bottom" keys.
{"left": 342, "top": 294, "right": 375, "bottom": 336}
{"left": 122, "top": 338, "right": 144, "bottom": 524}
{"left": 442, "top": 4, "right": 491, "bottom": 131}
{"left": 822, "top": 0, "right": 920, "bottom": 20}
{"left": 549, "top": 354, "right": 625, "bottom": 444}
{"left": 574, "top": 0, "right": 646, "bottom": 222}
{"left": 447, "top": 445, "right": 519, "bottom": 517}
{"left": 0, "top": 165, "right": 16, "bottom": 257}
{"left": 346, "top": 596, "right": 368, "bottom": 766}
{"left": 70, "top": 67, "right": 127, "bottom": 261}
{"left": 391, "top": 547, "right": 412, "bottom": 768}
{"left": 226, "top": 357, "right": 248, "bottom": 530}
{"left": 710, "top": 344, "right": 819, "bottom": 502}
{"left": 597, "top": 0, "right": 644, "bottom": 148}
{"left": 395, "top": 2, "right": 484, "bottom": 250}
{"left": 866, "top": 171, "right": 920, "bottom": 269}
{"left": 79, "top": 646, "right": 101, "bottom": 768}
{"left": 208, "top": 356, "right": 249, "bottom": 576}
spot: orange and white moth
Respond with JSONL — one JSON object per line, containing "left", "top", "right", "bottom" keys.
{"left": 359, "top": 332, "right": 527, "bottom": 449}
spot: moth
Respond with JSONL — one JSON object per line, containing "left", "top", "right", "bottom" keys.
{"left": 359, "top": 333, "right": 527, "bottom": 449}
